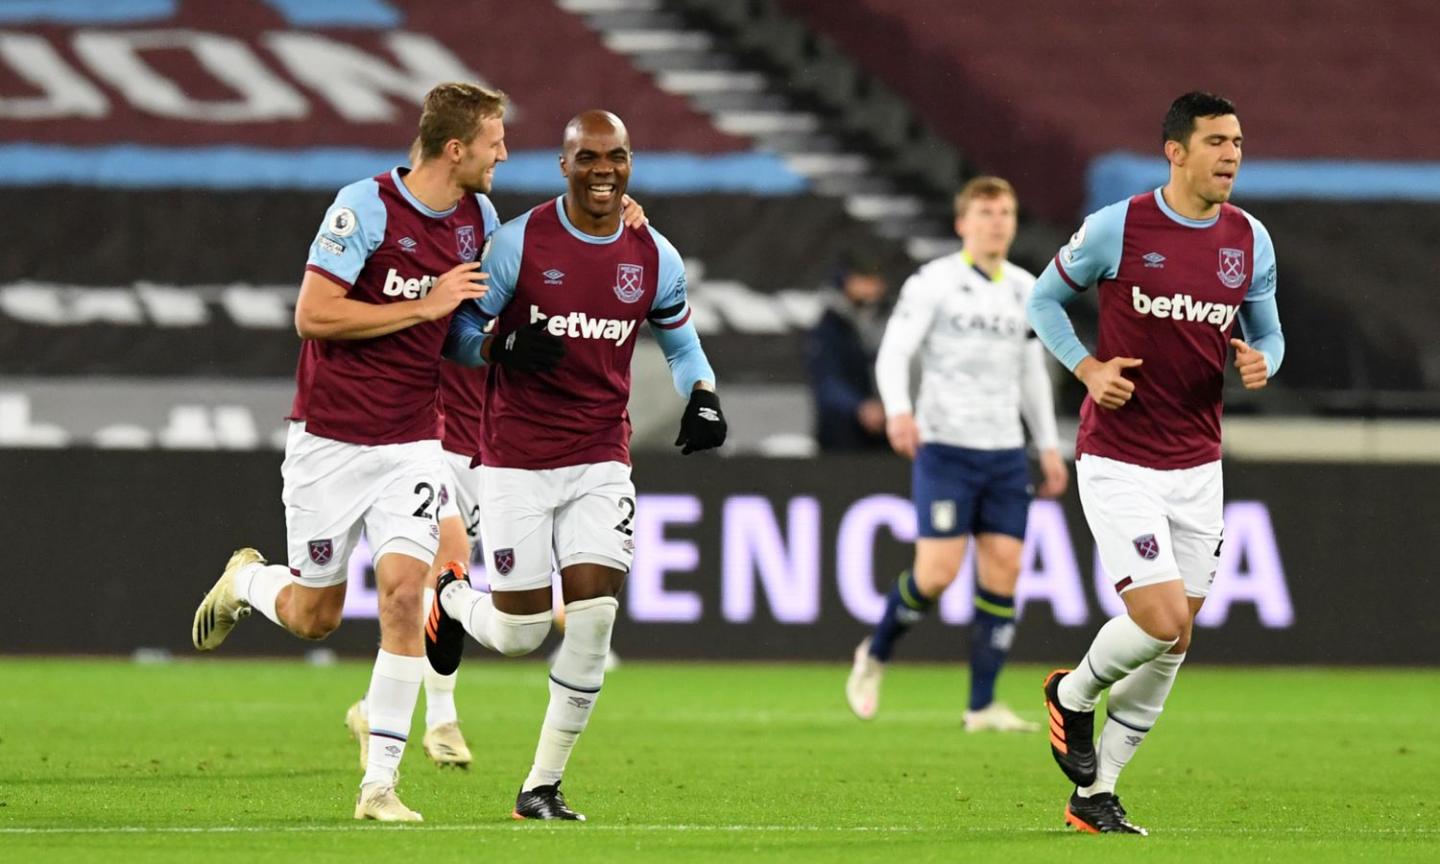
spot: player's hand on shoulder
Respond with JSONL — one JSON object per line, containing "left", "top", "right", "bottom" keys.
{"left": 490, "top": 321, "right": 566, "bottom": 373}
{"left": 675, "top": 387, "right": 726, "bottom": 455}
{"left": 1230, "top": 339, "right": 1268, "bottom": 390}
{"left": 1037, "top": 448, "right": 1069, "bottom": 498}
{"left": 620, "top": 194, "right": 648, "bottom": 229}
{"left": 420, "top": 262, "right": 488, "bottom": 320}
{"left": 886, "top": 413, "right": 919, "bottom": 460}
{"left": 1076, "top": 355, "right": 1142, "bottom": 410}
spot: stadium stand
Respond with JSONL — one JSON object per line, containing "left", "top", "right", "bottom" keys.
{"left": 777, "top": 0, "right": 1440, "bottom": 221}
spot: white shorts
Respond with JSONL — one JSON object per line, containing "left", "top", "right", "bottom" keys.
{"left": 441, "top": 449, "right": 482, "bottom": 544}
{"left": 477, "top": 461, "right": 636, "bottom": 592}
{"left": 282, "top": 422, "right": 447, "bottom": 588}
{"left": 1077, "top": 454, "right": 1224, "bottom": 599}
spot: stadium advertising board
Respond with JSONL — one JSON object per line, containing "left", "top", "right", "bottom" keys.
{"left": 4, "top": 450, "right": 1432, "bottom": 664}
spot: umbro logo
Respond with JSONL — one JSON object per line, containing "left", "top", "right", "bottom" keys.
{"left": 1142, "top": 251, "right": 1166, "bottom": 268}
{"left": 698, "top": 408, "right": 720, "bottom": 422}
{"left": 543, "top": 269, "right": 565, "bottom": 284}
{"left": 1124, "top": 735, "right": 1143, "bottom": 747}
{"left": 399, "top": 236, "right": 418, "bottom": 252}
{"left": 567, "top": 696, "right": 592, "bottom": 709}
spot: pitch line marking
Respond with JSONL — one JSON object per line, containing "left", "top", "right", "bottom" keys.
{"left": 0, "top": 824, "right": 1435, "bottom": 836}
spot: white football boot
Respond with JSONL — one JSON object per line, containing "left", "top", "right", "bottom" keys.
{"left": 191, "top": 548, "right": 262, "bottom": 650}
{"left": 345, "top": 700, "right": 369, "bottom": 770}
{"left": 354, "top": 781, "right": 423, "bottom": 822}
{"left": 845, "top": 638, "right": 885, "bottom": 720}
{"left": 963, "top": 701, "right": 1041, "bottom": 733}
{"left": 422, "top": 722, "right": 472, "bottom": 768}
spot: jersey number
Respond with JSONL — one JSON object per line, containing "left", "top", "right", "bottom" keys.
{"left": 614, "top": 496, "right": 636, "bottom": 537}
{"left": 413, "top": 482, "right": 436, "bottom": 519}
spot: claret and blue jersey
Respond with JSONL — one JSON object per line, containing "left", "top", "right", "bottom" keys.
{"left": 445, "top": 197, "right": 715, "bottom": 470}
{"left": 1027, "top": 188, "right": 1286, "bottom": 470}
{"left": 290, "top": 167, "right": 500, "bottom": 447}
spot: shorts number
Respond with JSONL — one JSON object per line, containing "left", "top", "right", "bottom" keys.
{"left": 614, "top": 496, "right": 636, "bottom": 537}
{"left": 412, "top": 482, "right": 436, "bottom": 519}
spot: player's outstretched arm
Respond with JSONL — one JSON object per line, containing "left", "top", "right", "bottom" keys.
{"left": 296, "top": 263, "right": 487, "bottom": 341}
{"left": 652, "top": 321, "right": 725, "bottom": 454}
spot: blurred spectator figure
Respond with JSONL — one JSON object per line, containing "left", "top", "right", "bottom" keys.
{"left": 807, "top": 253, "right": 890, "bottom": 450}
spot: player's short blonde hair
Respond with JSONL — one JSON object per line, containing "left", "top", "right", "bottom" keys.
{"left": 417, "top": 82, "right": 508, "bottom": 159}
{"left": 954, "top": 176, "right": 1017, "bottom": 219}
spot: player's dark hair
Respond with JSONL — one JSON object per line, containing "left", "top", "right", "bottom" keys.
{"left": 1162, "top": 92, "right": 1237, "bottom": 147}
{"left": 417, "top": 82, "right": 508, "bottom": 159}
{"left": 953, "top": 175, "right": 1017, "bottom": 219}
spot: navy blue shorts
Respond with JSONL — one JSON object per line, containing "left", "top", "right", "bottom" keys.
{"left": 912, "top": 444, "right": 1032, "bottom": 540}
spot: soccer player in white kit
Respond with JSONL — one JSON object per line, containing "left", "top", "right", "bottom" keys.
{"left": 189, "top": 83, "right": 506, "bottom": 821}
{"left": 1028, "top": 92, "right": 1284, "bottom": 834}
{"left": 846, "top": 177, "right": 1067, "bottom": 730}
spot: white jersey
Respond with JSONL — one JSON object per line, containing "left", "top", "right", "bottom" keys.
{"left": 875, "top": 250, "right": 1059, "bottom": 451}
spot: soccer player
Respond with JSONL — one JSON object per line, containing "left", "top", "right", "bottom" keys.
{"left": 1028, "top": 92, "right": 1284, "bottom": 834}
{"left": 431, "top": 109, "right": 726, "bottom": 821}
{"left": 340, "top": 146, "right": 647, "bottom": 771}
{"left": 846, "top": 177, "right": 1067, "bottom": 731}
{"left": 190, "top": 82, "right": 506, "bottom": 821}
{"left": 342, "top": 361, "right": 486, "bottom": 770}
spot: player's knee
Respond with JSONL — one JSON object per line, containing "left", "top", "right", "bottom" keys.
{"left": 488, "top": 609, "right": 553, "bottom": 657}
{"left": 562, "top": 596, "right": 618, "bottom": 648}
{"left": 553, "top": 597, "right": 619, "bottom": 692}
{"left": 913, "top": 561, "right": 958, "bottom": 597}
{"left": 292, "top": 608, "right": 342, "bottom": 640}
{"left": 1136, "top": 612, "right": 1186, "bottom": 644}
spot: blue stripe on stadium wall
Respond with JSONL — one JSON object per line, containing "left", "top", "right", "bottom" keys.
{"left": 0, "top": 0, "right": 176, "bottom": 23}
{"left": 0, "top": 145, "right": 810, "bottom": 195}
{"left": 1087, "top": 152, "right": 1440, "bottom": 214}
{"left": 0, "top": 0, "right": 401, "bottom": 26}
{"left": 259, "top": 0, "right": 403, "bottom": 28}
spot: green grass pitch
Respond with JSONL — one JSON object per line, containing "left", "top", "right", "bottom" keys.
{"left": 1, "top": 658, "right": 1435, "bottom": 862}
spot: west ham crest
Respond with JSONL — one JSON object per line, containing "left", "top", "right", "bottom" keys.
{"left": 1217, "top": 247, "right": 1246, "bottom": 289}
{"left": 1132, "top": 533, "right": 1160, "bottom": 561}
{"left": 614, "top": 263, "right": 645, "bottom": 303}
{"left": 493, "top": 547, "right": 515, "bottom": 576}
{"left": 308, "top": 538, "right": 334, "bottom": 566}
{"left": 456, "top": 225, "right": 478, "bottom": 262}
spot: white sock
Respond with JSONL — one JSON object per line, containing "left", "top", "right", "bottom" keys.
{"left": 234, "top": 562, "right": 291, "bottom": 627}
{"left": 523, "top": 597, "right": 617, "bottom": 792}
{"left": 1079, "top": 652, "right": 1186, "bottom": 797}
{"left": 1058, "top": 614, "right": 1176, "bottom": 712}
{"left": 440, "top": 580, "right": 550, "bottom": 656}
{"left": 361, "top": 650, "right": 424, "bottom": 788}
{"left": 440, "top": 580, "right": 497, "bottom": 649}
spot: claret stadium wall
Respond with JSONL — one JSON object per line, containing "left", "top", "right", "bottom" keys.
{"left": 4, "top": 449, "right": 1436, "bottom": 665}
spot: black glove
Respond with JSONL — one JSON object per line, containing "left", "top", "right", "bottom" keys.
{"left": 675, "top": 388, "right": 727, "bottom": 455}
{"left": 490, "top": 322, "right": 565, "bottom": 373}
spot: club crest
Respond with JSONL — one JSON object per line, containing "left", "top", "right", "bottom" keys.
{"left": 493, "top": 547, "right": 515, "bottom": 576}
{"left": 1132, "top": 533, "right": 1160, "bottom": 561}
{"left": 456, "top": 224, "right": 478, "bottom": 262}
{"left": 1217, "top": 247, "right": 1246, "bottom": 289}
{"left": 614, "top": 263, "right": 645, "bottom": 303}
{"left": 308, "top": 538, "right": 334, "bottom": 566}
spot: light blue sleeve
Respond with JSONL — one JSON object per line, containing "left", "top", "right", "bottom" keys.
{"left": 1024, "top": 199, "right": 1129, "bottom": 372}
{"left": 647, "top": 226, "right": 690, "bottom": 325}
{"left": 1053, "top": 199, "right": 1128, "bottom": 290}
{"left": 305, "top": 179, "right": 386, "bottom": 286}
{"left": 475, "top": 193, "right": 501, "bottom": 240}
{"left": 1239, "top": 211, "right": 1284, "bottom": 376}
{"left": 442, "top": 209, "right": 529, "bottom": 366}
{"left": 476, "top": 210, "right": 529, "bottom": 320}
{"left": 1026, "top": 268, "right": 1091, "bottom": 372}
{"left": 645, "top": 226, "right": 715, "bottom": 395}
